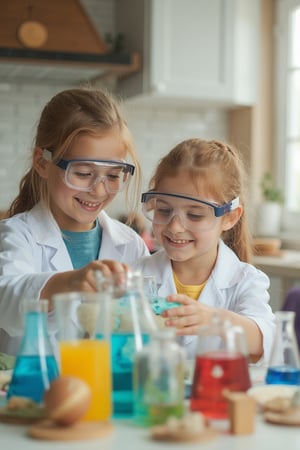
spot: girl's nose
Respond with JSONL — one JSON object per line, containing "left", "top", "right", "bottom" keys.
{"left": 90, "top": 177, "right": 108, "bottom": 196}
{"left": 167, "top": 213, "right": 186, "bottom": 231}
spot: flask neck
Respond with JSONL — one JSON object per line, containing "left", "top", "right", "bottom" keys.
{"left": 20, "top": 310, "right": 52, "bottom": 355}
{"left": 113, "top": 273, "right": 157, "bottom": 334}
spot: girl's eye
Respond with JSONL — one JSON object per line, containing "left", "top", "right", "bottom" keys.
{"left": 74, "top": 171, "right": 92, "bottom": 179}
{"left": 187, "top": 212, "right": 206, "bottom": 221}
{"left": 186, "top": 207, "right": 211, "bottom": 221}
{"left": 157, "top": 207, "right": 172, "bottom": 217}
{"left": 107, "top": 173, "right": 120, "bottom": 181}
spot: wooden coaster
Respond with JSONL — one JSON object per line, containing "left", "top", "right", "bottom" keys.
{"left": 151, "top": 425, "right": 218, "bottom": 443}
{"left": 264, "top": 408, "right": 300, "bottom": 426}
{"left": 0, "top": 406, "right": 46, "bottom": 424}
{"left": 28, "top": 419, "right": 113, "bottom": 441}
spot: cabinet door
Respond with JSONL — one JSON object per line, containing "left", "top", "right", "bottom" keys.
{"left": 150, "top": 0, "right": 259, "bottom": 105}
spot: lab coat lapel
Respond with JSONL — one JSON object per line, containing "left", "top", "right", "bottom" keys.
{"left": 98, "top": 211, "right": 132, "bottom": 260}
{"left": 27, "top": 203, "right": 73, "bottom": 270}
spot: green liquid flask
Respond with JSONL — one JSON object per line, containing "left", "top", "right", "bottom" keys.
{"left": 133, "top": 328, "right": 186, "bottom": 426}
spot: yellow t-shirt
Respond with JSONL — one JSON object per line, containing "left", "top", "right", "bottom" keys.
{"left": 173, "top": 271, "right": 206, "bottom": 300}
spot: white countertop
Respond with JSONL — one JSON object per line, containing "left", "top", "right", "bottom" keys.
{"left": 0, "top": 364, "right": 298, "bottom": 449}
{"left": 0, "top": 414, "right": 300, "bottom": 450}
{"left": 253, "top": 249, "right": 300, "bottom": 278}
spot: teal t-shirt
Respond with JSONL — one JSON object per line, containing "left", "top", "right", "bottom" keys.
{"left": 62, "top": 220, "right": 102, "bottom": 269}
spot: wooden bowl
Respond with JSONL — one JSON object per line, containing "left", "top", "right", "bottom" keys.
{"left": 253, "top": 238, "right": 282, "bottom": 256}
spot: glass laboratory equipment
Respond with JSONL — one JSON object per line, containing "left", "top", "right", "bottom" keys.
{"left": 98, "top": 270, "right": 158, "bottom": 418}
{"left": 190, "top": 315, "right": 251, "bottom": 419}
{"left": 266, "top": 311, "right": 300, "bottom": 385}
{"left": 133, "top": 328, "right": 186, "bottom": 426}
{"left": 7, "top": 299, "right": 59, "bottom": 404}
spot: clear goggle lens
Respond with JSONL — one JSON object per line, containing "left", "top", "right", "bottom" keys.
{"left": 64, "top": 161, "right": 132, "bottom": 193}
{"left": 142, "top": 194, "right": 218, "bottom": 231}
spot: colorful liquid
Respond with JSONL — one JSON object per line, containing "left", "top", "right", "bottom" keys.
{"left": 149, "top": 297, "right": 181, "bottom": 315}
{"left": 111, "top": 333, "right": 150, "bottom": 418}
{"left": 190, "top": 351, "right": 251, "bottom": 419}
{"left": 135, "top": 402, "right": 184, "bottom": 426}
{"left": 59, "top": 339, "right": 111, "bottom": 421}
{"left": 7, "top": 354, "right": 59, "bottom": 404}
{"left": 266, "top": 366, "right": 300, "bottom": 385}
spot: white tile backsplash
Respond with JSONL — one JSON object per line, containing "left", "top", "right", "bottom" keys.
{"left": 0, "top": 82, "right": 228, "bottom": 216}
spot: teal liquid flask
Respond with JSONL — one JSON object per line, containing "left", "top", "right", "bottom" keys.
{"left": 97, "top": 271, "right": 158, "bottom": 418}
{"left": 7, "top": 299, "right": 59, "bottom": 404}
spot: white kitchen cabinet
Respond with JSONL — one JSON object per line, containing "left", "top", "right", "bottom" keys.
{"left": 116, "top": 0, "right": 260, "bottom": 107}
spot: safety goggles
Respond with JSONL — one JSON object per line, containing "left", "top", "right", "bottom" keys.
{"left": 43, "top": 149, "right": 135, "bottom": 193}
{"left": 141, "top": 192, "right": 239, "bottom": 232}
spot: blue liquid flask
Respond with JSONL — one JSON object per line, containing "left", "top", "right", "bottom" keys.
{"left": 266, "top": 311, "right": 300, "bottom": 385}
{"left": 7, "top": 299, "right": 59, "bottom": 404}
{"left": 97, "top": 271, "right": 158, "bottom": 418}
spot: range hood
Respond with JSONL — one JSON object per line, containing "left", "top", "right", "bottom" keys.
{"left": 0, "top": 0, "right": 140, "bottom": 85}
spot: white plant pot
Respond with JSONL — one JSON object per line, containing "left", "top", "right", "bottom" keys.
{"left": 255, "top": 202, "right": 282, "bottom": 237}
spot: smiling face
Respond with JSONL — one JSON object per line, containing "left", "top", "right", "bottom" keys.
{"left": 153, "top": 171, "right": 240, "bottom": 268}
{"left": 37, "top": 131, "right": 127, "bottom": 231}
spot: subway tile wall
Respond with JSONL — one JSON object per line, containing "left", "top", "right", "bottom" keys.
{"left": 0, "top": 0, "right": 228, "bottom": 216}
{"left": 0, "top": 83, "right": 71, "bottom": 212}
{"left": 0, "top": 82, "right": 228, "bottom": 216}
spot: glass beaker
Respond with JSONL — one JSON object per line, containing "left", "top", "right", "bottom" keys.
{"left": 52, "top": 291, "right": 111, "bottom": 421}
{"left": 143, "top": 275, "right": 158, "bottom": 300}
{"left": 133, "top": 328, "right": 186, "bottom": 426}
{"left": 7, "top": 299, "right": 59, "bottom": 404}
{"left": 142, "top": 274, "right": 181, "bottom": 328}
{"left": 266, "top": 311, "right": 300, "bottom": 385}
{"left": 190, "top": 315, "right": 251, "bottom": 419}
{"left": 97, "top": 270, "right": 158, "bottom": 418}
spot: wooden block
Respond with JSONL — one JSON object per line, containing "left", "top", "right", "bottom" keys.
{"left": 227, "top": 392, "right": 256, "bottom": 435}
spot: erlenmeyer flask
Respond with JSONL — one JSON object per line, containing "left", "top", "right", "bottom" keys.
{"left": 190, "top": 315, "right": 251, "bottom": 419}
{"left": 97, "top": 270, "right": 158, "bottom": 418}
{"left": 266, "top": 311, "right": 300, "bottom": 385}
{"left": 7, "top": 299, "right": 59, "bottom": 404}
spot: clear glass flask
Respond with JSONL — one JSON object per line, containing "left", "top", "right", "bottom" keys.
{"left": 133, "top": 328, "right": 186, "bottom": 426}
{"left": 266, "top": 311, "right": 300, "bottom": 385}
{"left": 97, "top": 270, "right": 158, "bottom": 418}
{"left": 53, "top": 291, "right": 112, "bottom": 421}
{"left": 7, "top": 299, "right": 59, "bottom": 404}
{"left": 190, "top": 315, "right": 251, "bottom": 419}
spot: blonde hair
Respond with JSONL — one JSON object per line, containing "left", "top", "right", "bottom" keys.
{"left": 148, "top": 138, "right": 252, "bottom": 262}
{"left": 8, "top": 87, "right": 141, "bottom": 217}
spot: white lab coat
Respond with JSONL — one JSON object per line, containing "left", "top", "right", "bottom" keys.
{"left": 0, "top": 203, "right": 149, "bottom": 355}
{"left": 133, "top": 240, "right": 275, "bottom": 363}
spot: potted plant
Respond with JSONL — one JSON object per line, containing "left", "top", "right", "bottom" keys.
{"left": 260, "top": 172, "right": 284, "bottom": 204}
{"left": 255, "top": 172, "right": 284, "bottom": 237}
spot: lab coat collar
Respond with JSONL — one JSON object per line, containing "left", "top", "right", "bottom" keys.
{"left": 210, "top": 240, "right": 243, "bottom": 289}
{"left": 27, "top": 203, "right": 136, "bottom": 266}
{"left": 27, "top": 203, "right": 62, "bottom": 245}
{"left": 27, "top": 203, "right": 72, "bottom": 270}
{"left": 149, "top": 240, "right": 242, "bottom": 292}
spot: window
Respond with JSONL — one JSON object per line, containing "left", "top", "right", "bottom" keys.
{"left": 276, "top": 0, "right": 300, "bottom": 231}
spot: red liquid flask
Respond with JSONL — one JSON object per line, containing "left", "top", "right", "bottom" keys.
{"left": 190, "top": 316, "right": 251, "bottom": 419}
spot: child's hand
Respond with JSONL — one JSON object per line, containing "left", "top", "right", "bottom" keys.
{"left": 41, "top": 260, "right": 128, "bottom": 308}
{"left": 161, "top": 294, "right": 218, "bottom": 335}
{"left": 70, "top": 260, "right": 128, "bottom": 292}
